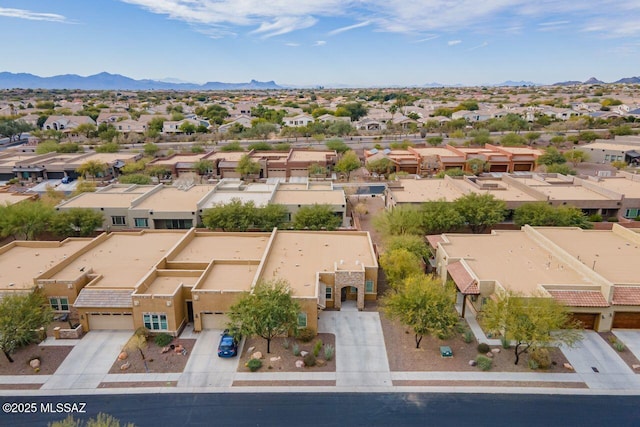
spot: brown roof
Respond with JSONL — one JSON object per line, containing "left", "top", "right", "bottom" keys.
{"left": 74, "top": 289, "right": 132, "bottom": 308}
{"left": 547, "top": 290, "right": 609, "bottom": 307}
{"left": 426, "top": 235, "right": 444, "bottom": 249}
{"left": 447, "top": 261, "right": 479, "bottom": 294}
{"left": 612, "top": 287, "right": 640, "bottom": 306}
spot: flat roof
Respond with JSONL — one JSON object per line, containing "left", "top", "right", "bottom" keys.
{"left": 533, "top": 185, "right": 611, "bottom": 201}
{"left": 152, "top": 154, "right": 208, "bottom": 165}
{"left": 390, "top": 179, "right": 463, "bottom": 203}
{"left": 582, "top": 142, "right": 640, "bottom": 152}
{"left": 0, "top": 239, "right": 93, "bottom": 290}
{"left": 272, "top": 189, "right": 345, "bottom": 205}
{"left": 143, "top": 275, "right": 197, "bottom": 295}
{"left": 288, "top": 150, "right": 334, "bottom": 162}
{"left": 455, "top": 179, "right": 538, "bottom": 203}
{"left": 410, "top": 147, "right": 460, "bottom": 157}
{"left": 260, "top": 231, "right": 376, "bottom": 298}
{"left": 75, "top": 152, "right": 139, "bottom": 164}
{"left": 60, "top": 192, "right": 144, "bottom": 208}
{"left": 98, "top": 185, "right": 154, "bottom": 194}
{"left": 536, "top": 228, "right": 640, "bottom": 285}
{"left": 442, "top": 231, "right": 595, "bottom": 294}
{"left": 199, "top": 263, "right": 257, "bottom": 291}
{"left": 171, "top": 232, "right": 270, "bottom": 263}
{"left": 134, "top": 185, "right": 215, "bottom": 211}
{"left": 590, "top": 177, "right": 640, "bottom": 199}
{"left": 201, "top": 191, "right": 272, "bottom": 208}
{"left": 208, "top": 151, "right": 246, "bottom": 161}
{"left": 52, "top": 232, "right": 185, "bottom": 287}
{"left": 496, "top": 146, "right": 542, "bottom": 155}
{"left": 0, "top": 192, "right": 33, "bottom": 206}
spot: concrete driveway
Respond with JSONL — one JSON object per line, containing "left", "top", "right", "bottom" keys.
{"left": 562, "top": 331, "right": 640, "bottom": 390}
{"left": 177, "top": 329, "right": 241, "bottom": 388}
{"left": 612, "top": 330, "right": 640, "bottom": 363}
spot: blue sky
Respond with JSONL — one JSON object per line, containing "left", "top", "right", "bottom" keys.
{"left": 2, "top": 1, "right": 639, "bottom": 86}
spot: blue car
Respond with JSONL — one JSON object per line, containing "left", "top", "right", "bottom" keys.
{"left": 217, "top": 330, "right": 238, "bottom": 357}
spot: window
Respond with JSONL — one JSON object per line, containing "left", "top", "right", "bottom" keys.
{"left": 365, "top": 279, "right": 374, "bottom": 294}
{"left": 111, "top": 216, "right": 126, "bottom": 226}
{"left": 49, "top": 297, "right": 69, "bottom": 311}
{"left": 604, "top": 154, "right": 610, "bottom": 161}
{"left": 325, "top": 286, "right": 332, "bottom": 300}
{"left": 625, "top": 208, "right": 639, "bottom": 219}
{"left": 134, "top": 218, "right": 149, "bottom": 228}
{"left": 297, "top": 312, "right": 307, "bottom": 328}
{"left": 143, "top": 313, "right": 168, "bottom": 331}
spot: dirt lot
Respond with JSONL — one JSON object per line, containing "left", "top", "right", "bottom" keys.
{"left": 381, "top": 313, "right": 571, "bottom": 373}
{"left": 237, "top": 334, "right": 336, "bottom": 373}
{"left": 108, "top": 338, "right": 196, "bottom": 374}
{"left": 0, "top": 343, "right": 72, "bottom": 375}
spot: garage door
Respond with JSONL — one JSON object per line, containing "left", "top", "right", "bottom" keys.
{"left": 201, "top": 313, "right": 229, "bottom": 330}
{"left": 612, "top": 312, "right": 640, "bottom": 329}
{"left": 88, "top": 313, "right": 133, "bottom": 330}
{"left": 571, "top": 313, "right": 598, "bottom": 330}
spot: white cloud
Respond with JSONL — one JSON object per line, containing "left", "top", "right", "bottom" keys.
{"left": 314, "top": 40, "right": 327, "bottom": 46}
{"left": 413, "top": 35, "right": 439, "bottom": 43}
{"left": 448, "top": 40, "right": 462, "bottom": 46}
{"left": 0, "top": 7, "right": 68, "bottom": 23}
{"left": 250, "top": 16, "right": 317, "bottom": 38}
{"left": 285, "top": 42, "right": 300, "bottom": 47}
{"left": 468, "top": 42, "right": 489, "bottom": 50}
{"left": 538, "top": 20, "right": 570, "bottom": 26}
{"left": 328, "top": 21, "right": 370, "bottom": 36}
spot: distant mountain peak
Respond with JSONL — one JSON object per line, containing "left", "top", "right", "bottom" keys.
{"left": 583, "top": 77, "right": 604, "bottom": 84}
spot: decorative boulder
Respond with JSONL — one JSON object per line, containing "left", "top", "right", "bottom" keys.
{"left": 161, "top": 346, "right": 170, "bottom": 354}
{"left": 120, "top": 361, "right": 131, "bottom": 370}
{"left": 468, "top": 360, "right": 477, "bottom": 367}
{"left": 632, "top": 364, "right": 640, "bottom": 370}
{"left": 295, "top": 360, "right": 304, "bottom": 368}
{"left": 269, "top": 356, "right": 281, "bottom": 362}
{"left": 300, "top": 351, "right": 309, "bottom": 357}
{"left": 174, "top": 345, "right": 184, "bottom": 353}
{"left": 491, "top": 348, "right": 501, "bottom": 353}
{"left": 246, "top": 346, "right": 255, "bottom": 355}
{"left": 485, "top": 352, "right": 494, "bottom": 358}
{"left": 118, "top": 351, "right": 128, "bottom": 361}
{"left": 29, "top": 359, "right": 40, "bottom": 369}
{"left": 563, "top": 363, "right": 574, "bottom": 371}
{"left": 250, "top": 351, "right": 263, "bottom": 360}
{"left": 316, "top": 359, "right": 326, "bottom": 367}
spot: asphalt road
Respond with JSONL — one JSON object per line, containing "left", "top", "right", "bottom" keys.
{"left": 3, "top": 393, "right": 639, "bottom": 427}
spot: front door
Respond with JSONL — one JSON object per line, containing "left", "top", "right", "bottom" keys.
{"left": 186, "top": 301, "right": 194, "bottom": 323}
{"left": 341, "top": 287, "right": 347, "bottom": 302}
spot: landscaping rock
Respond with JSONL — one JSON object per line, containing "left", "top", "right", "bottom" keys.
{"left": 563, "top": 363, "right": 574, "bottom": 371}
{"left": 250, "top": 351, "right": 263, "bottom": 360}
{"left": 269, "top": 356, "right": 281, "bottom": 362}
{"left": 632, "top": 364, "right": 640, "bottom": 370}
{"left": 300, "top": 351, "right": 309, "bottom": 357}
{"left": 491, "top": 348, "right": 501, "bottom": 353}
{"left": 247, "top": 346, "right": 255, "bottom": 355}
{"left": 120, "top": 361, "right": 130, "bottom": 371}
{"left": 295, "top": 360, "right": 304, "bottom": 368}
{"left": 316, "top": 359, "right": 326, "bottom": 367}
{"left": 174, "top": 345, "right": 184, "bottom": 353}
{"left": 118, "top": 351, "right": 128, "bottom": 361}
{"left": 161, "top": 346, "right": 170, "bottom": 354}
{"left": 468, "top": 360, "right": 477, "bottom": 367}
{"left": 29, "top": 359, "right": 40, "bottom": 369}
{"left": 485, "top": 352, "right": 494, "bottom": 358}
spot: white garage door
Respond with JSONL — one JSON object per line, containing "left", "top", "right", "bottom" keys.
{"left": 88, "top": 313, "right": 133, "bottom": 330}
{"left": 201, "top": 313, "right": 229, "bottom": 330}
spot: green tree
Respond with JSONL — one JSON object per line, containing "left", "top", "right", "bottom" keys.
{"left": 334, "top": 150, "right": 361, "bottom": 180}
{"left": 308, "top": 163, "right": 326, "bottom": 176}
{"left": 148, "top": 117, "right": 165, "bottom": 133}
{"left": 500, "top": 132, "right": 527, "bottom": 146}
{"left": 97, "top": 123, "right": 118, "bottom": 142}
{"left": 143, "top": 142, "right": 159, "bottom": 157}
{"left": 426, "top": 136, "right": 443, "bottom": 146}
{"left": 525, "top": 132, "right": 540, "bottom": 145}
{"left": 379, "top": 248, "right": 423, "bottom": 288}
{"left": 481, "top": 290, "right": 582, "bottom": 365}
{"left": 382, "top": 275, "right": 458, "bottom": 348}
{"left": 147, "top": 165, "right": 171, "bottom": 179}
{"left": 255, "top": 204, "right": 288, "bottom": 231}
{"left": 51, "top": 208, "right": 104, "bottom": 237}
{"left": 373, "top": 205, "right": 423, "bottom": 236}
{"left": 514, "top": 202, "right": 591, "bottom": 229}
{"left": 95, "top": 142, "right": 120, "bottom": 153}
{"left": 220, "top": 141, "right": 244, "bottom": 152}
{"left": 454, "top": 193, "right": 506, "bottom": 233}
{"left": 193, "top": 159, "right": 214, "bottom": 177}
{"left": 179, "top": 121, "right": 196, "bottom": 134}
{"left": 549, "top": 135, "right": 566, "bottom": 147}
{"left": 228, "top": 279, "right": 301, "bottom": 353}
{"left": 0, "top": 200, "right": 55, "bottom": 240}
{"left": 35, "top": 141, "right": 61, "bottom": 154}
{"left": 325, "top": 139, "right": 350, "bottom": 154}
{"left": 420, "top": 200, "right": 465, "bottom": 234}
{"left": 366, "top": 158, "right": 395, "bottom": 177}
{"left": 563, "top": 150, "right": 589, "bottom": 167}
{"left": 334, "top": 102, "right": 367, "bottom": 121}
{"left": 384, "top": 234, "right": 430, "bottom": 261}
{"left": 74, "top": 123, "right": 97, "bottom": 139}
{"left": 293, "top": 204, "right": 342, "bottom": 230}
{"left": 466, "top": 158, "right": 487, "bottom": 174}
{"left": 248, "top": 141, "right": 273, "bottom": 151}
{"left": 546, "top": 163, "right": 576, "bottom": 175}
{"left": 0, "top": 118, "right": 32, "bottom": 142}
{"left": 71, "top": 179, "right": 97, "bottom": 197}
{"left": 236, "top": 154, "right": 261, "bottom": 178}
{"left": 537, "top": 147, "right": 566, "bottom": 166}
{"left": 0, "top": 291, "right": 53, "bottom": 362}
{"left": 202, "top": 199, "right": 256, "bottom": 231}
{"left": 77, "top": 160, "right": 108, "bottom": 181}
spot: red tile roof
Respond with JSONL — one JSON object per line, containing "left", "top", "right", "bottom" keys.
{"left": 612, "top": 287, "right": 640, "bottom": 306}
{"left": 547, "top": 290, "right": 609, "bottom": 307}
{"left": 447, "top": 261, "right": 479, "bottom": 294}
{"left": 426, "top": 235, "right": 445, "bottom": 249}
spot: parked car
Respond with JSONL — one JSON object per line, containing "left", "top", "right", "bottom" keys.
{"left": 217, "top": 329, "right": 238, "bottom": 358}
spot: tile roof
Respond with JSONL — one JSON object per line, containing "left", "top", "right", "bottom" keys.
{"left": 74, "top": 289, "right": 133, "bottom": 308}
{"left": 546, "top": 290, "right": 609, "bottom": 307}
{"left": 447, "top": 261, "right": 479, "bottom": 294}
{"left": 426, "top": 235, "right": 444, "bottom": 249}
{"left": 612, "top": 287, "right": 640, "bottom": 306}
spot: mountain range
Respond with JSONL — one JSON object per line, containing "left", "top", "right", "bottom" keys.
{"left": 0, "top": 71, "right": 639, "bottom": 90}
{"left": 0, "top": 72, "right": 282, "bottom": 91}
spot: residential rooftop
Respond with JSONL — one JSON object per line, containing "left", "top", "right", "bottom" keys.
{"left": 169, "top": 232, "right": 271, "bottom": 263}
{"left": 134, "top": 185, "right": 215, "bottom": 211}
{"left": 199, "top": 262, "right": 259, "bottom": 291}
{"left": 272, "top": 189, "right": 345, "bottom": 205}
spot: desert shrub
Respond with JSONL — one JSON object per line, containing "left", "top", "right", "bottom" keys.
{"left": 608, "top": 217, "right": 619, "bottom": 222}
{"left": 607, "top": 335, "right": 618, "bottom": 344}
{"left": 324, "top": 344, "right": 335, "bottom": 361}
{"left": 463, "top": 330, "right": 474, "bottom": 344}
{"left": 293, "top": 343, "right": 300, "bottom": 356}
{"left": 297, "top": 327, "right": 316, "bottom": 343}
{"left": 501, "top": 336, "right": 511, "bottom": 349}
{"left": 455, "top": 321, "right": 467, "bottom": 334}
{"left": 282, "top": 338, "right": 290, "bottom": 349}
{"left": 530, "top": 348, "right": 551, "bottom": 369}
{"left": 154, "top": 333, "right": 172, "bottom": 347}
{"left": 477, "top": 343, "right": 490, "bottom": 354}
{"left": 134, "top": 326, "right": 150, "bottom": 338}
{"left": 303, "top": 353, "right": 316, "bottom": 367}
{"left": 247, "top": 358, "right": 262, "bottom": 372}
{"left": 313, "top": 339, "right": 323, "bottom": 357}
{"left": 614, "top": 341, "right": 626, "bottom": 352}
{"left": 528, "top": 359, "right": 539, "bottom": 370}
{"left": 476, "top": 355, "right": 492, "bottom": 371}
{"left": 588, "top": 214, "right": 603, "bottom": 222}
